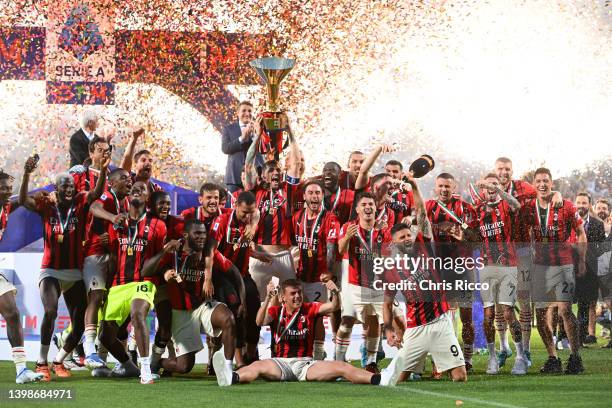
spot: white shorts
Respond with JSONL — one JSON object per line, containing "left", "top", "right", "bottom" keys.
{"left": 271, "top": 357, "right": 315, "bottom": 381}
{"left": 532, "top": 264, "right": 575, "bottom": 308}
{"left": 83, "top": 254, "right": 108, "bottom": 292}
{"left": 341, "top": 283, "right": 384, "bottom": 324}
{"left": 395, "top": 312, "right": 464, "bottom": 374}
{"left": 171, "top": 301, "right": 222, "bottom": 357}
{"left": 0, "top": 273, "right": 16, "bottom": 297}
{"left": 250, "top": 250, "right": 296, "bottom": 300}
{"left": 38, "top": 268, "right": 82, "bottom": 293}
{"left": 301, "top": 281, "right": 327, "bottom": 303}
{"left": 479, "top": 265, "right": 518, "bottom": 308}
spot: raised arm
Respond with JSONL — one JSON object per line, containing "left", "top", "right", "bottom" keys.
{"left": 355, "top": 144, "right": 395, "bottom": 190}
{"left": 405, "top": 173, "right": 432, "bottom": 239}
{"left": 87, "top": 156, "right": 110, "bottom": 205}
{"left": 284, "top": 113, "right": 301, "bottom": 180}
{"left": 476, "top": 180, "right": 521, "bottom": 212}
{"left": 18, "top": 156, "right": 38, "bottom": 211}
{"left": 317, "top": 280, "right": 340, "bottom": 315}
{"left": 256, "top": 280, "right": 279, "bottom": 326}
{"left": 119, "top": 128, "right": 144, "bottom": 172}
{"left": 338, "top": 224, "right": 358, "bottom": 255}
{"left": 244, "top": 117, "right": 263, "bottom": 191}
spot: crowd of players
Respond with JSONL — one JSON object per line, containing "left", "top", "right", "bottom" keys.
{"left": 0, "top": 105, "right": 611, "bottom": 387}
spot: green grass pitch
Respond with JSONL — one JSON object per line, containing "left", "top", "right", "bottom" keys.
{"left": 1, "top": 334, "right": 611, "bottom": 408}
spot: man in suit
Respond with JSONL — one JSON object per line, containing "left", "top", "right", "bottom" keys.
{"left": 70, "top": 110, "right": 99, "bottom": 167}
{"left": 222, "top": 101, "right": 262, "bottom": 194}
{"left": 574, "top": 192, "right": 606, "bottom": 345}
{"left": 594, "top": 198, "right": 612, "bottom": 348}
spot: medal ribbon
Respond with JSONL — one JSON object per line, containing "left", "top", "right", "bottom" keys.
{"left": 274, "top": 305, "right": 301, "bottom": 344}
{"left": 302, "top": 209, "right": 324, "bottom": 250}
{"left": 127, "top": 211, "right": 147, "bottom": 248}
{"left": 55, "top": 202, "right": 76, "bottom": 238}
{"left": 225, "top": 210, "right": 240, "bottom": 245}
{"left": 436, "top": 200, "right": 466, "bottom": 227}
{"left": 356, "top": 225, "right": 375, "bottom": 254}
{"left": 535, "top": 201, "right": 550, "bottom": 238}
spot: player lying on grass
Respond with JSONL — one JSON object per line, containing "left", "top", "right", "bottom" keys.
{"left": 225, "top": 279, "right": 381, "bottom": 385}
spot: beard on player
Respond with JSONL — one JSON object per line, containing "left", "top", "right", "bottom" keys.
{"left": 263, "top": 164, "right": 282, "bottom": 191}
{"left": 110, "top": 170, "right": 132, "bottom": 198}
{"left": 55, "top": 175, "right": 76, "bottom": 204}
{"left": 0, "top": 178, "right": 13, "bottom": 204}
{"left": 391, "top": 225, "right": 414, "bottom": 256}
{"left": 185, "top": 224, "right": 207, "bottom": 253}
{"left": 129, "top": 181, "right": 149, "bottom": 208}
{"left": 200, "top": 191, "right": 219, "bottom": 216}
{"left": 306, "top": 193, "right": 322, "bottom": 213}
{"left": 152, "top": 193, "right": 171, "bottom": 220}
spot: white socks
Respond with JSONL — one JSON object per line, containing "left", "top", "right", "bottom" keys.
{"left": 139, "top": 356, "right": 151, "bottom": 378}
{"left": 54, "top": 347, "right": 69, "bottom": 363}
{"left": 38, "top": 344, "right": 50, "bottom": 365}
{"left": 335, "top": 325, "right": 351, "bottom": 361}
{"left": 487, "top": 342, "right": 496, "bottom": 356}
{"left": 84, "top": 325, "right": 97, "bottom": 356}
{"left": 365, "top": 337, "right": 379, "bottom": 365}
{"left": 12, "top": 347, "right": 26, "bottom": 374}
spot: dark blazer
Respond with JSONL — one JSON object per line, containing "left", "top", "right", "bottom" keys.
{"left": 221, "top": 122, "right": 263, "bottom": 186}
{"left": 585, "top": 216, "right": 606, "bottom": 274}
{"left": 69, "top": 129, "right": 90, "bottom": 167}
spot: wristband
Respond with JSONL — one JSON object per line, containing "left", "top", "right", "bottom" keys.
{"left": 286, "top": 175, "right": 300, "bottom": 185}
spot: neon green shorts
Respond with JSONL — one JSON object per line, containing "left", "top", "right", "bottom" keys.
{"left": 101, "top": 281, "right": 156, "bottom": 325}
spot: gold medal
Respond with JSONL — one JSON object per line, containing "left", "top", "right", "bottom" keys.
{"left": 269, "top": 207, "right": 276, "bottom": 216}
{"left": 542, "top": 237, "right": 548, "bottom": 243}
{"left": 233, "top": 243, "right": 239, "bottom": 251}
{"left": 127, "top": 246, "right": 134, "bottom": 256}
{"left": 461, "top": 222, "right": 468, "bottom": 230}
{"left": 57, "top": 234, "right": 64, "bottom": 243}
{"left": 308, "top": 249, "right": 313, "bottom": 257}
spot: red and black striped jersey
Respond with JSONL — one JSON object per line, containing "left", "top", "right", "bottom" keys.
{"left": 426, "top": 197, "right": 477, "bottom": 259}
{"left": 388, "top": 190, "right": 414, "bottom": 222}
{"left": 505, "top": 180, "right": 536, "bottom": 242}
{"left": 267, "top": 302, "right": 322, "bottom": 358}
{"left": 291, "top": 209, "right": 339, "bottom": 282}
{"left": 475, "top": 200, "right": 516, "bottom": 266}
{"left": 252, "top": 181, "right": 301, "bottom": 245}
{"left": 107, "top": 213, "right": 166, "bottom": 286}
{"left": 86, "top": 190, "right": 129, "bottom": 257}
{"left": 340, "top": 221, "right": 392, "bottom": 288}
{"left": 323, "top": 187, "right": 355, "bottom": 225}
{"left": 36, "top": 192, "right": 89, "bottom": 270}
{"left": 210, "top": 210, "right": 251, "bottom": 276}
{"left": 519, "top": 199, "right": 582, "bottom": 266}
{"left": 0, "top": 200, "right": 15, "bottom": 241}
{"left": 383, "top": 260, "right": 449, "bottom": 328}
{"left": 70, "top": 166, "right": 109, "bottom": 192}
{"left": 160, "top": 248, "right": 206, "bottom": 310}
{"left": 374, "top": 204, "right": 395, "bottom": 232}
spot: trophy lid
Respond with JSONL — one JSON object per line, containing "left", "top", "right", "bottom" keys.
{"left": 249, "top": 57, "right": 296, "bottom": 85}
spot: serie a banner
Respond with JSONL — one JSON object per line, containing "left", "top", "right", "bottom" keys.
{"left": 0, "top": 4, "right": 272, "bottom": 132}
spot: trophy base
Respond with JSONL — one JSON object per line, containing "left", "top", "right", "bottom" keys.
{"left": 262, "top": 112, "right": 287, "bottom": 131}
